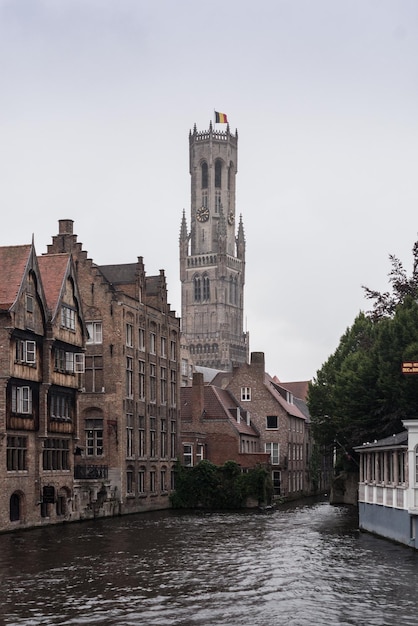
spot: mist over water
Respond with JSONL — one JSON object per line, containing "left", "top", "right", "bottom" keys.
{"left": 1, "top": 499, "right": 418, "bottom": 625}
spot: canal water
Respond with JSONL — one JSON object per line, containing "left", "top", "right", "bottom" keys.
{"left": 1, "top": 498, "right": 418, "bottom": 625}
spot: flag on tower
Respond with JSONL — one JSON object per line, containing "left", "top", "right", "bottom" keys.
{"left": 215, "top": 111, "right": 228, "bottom": 124}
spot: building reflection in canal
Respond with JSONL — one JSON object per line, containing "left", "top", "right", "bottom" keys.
{"left": 1, "top": 499, "right": 418, "bottom": 625}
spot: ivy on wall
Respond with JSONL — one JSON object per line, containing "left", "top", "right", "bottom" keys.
{"left": 170, "top": 460, "right": 273, "bottom": 509}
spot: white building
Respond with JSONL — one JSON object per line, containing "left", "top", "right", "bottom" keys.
{"left": 355, "top": 419, "right": 418, "bottom": 548}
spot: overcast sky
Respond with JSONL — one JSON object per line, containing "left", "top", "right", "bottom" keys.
{"left": 1, "top": 0, "right": 417, "bottom": 382}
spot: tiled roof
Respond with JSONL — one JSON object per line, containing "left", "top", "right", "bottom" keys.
{"left": 267, "top": 375, "right": 307, "bottom": 420}
{"left": 38, "top": 254, "right": 70, "bottom": 316}
{"left": 180, "top": 385, "right": 258, "bottom": 436}
{"left": 0, "top": 244, "right": 32, "bottom": 309}
{"left": 280, "top": 380, "right": 310, "bottom": 402}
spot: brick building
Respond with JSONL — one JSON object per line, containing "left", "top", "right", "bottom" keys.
{"left": 0, "top": 220, "right": 181, "bottom": 532}
{"left": 180, "top": 371, "right": 269, "bottom": 469}
{"left": 46, "top": 219, "right": 181, "bottom": 518}
{"left": 0, "top": 241, "right": 86, "bottom": 531}
{"left": 211, "top": 352, "right": 311, "bottom": 498}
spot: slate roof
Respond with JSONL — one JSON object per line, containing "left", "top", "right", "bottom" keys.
{"left": 181, "top": 385, "right": 258, "bottom": 436}
{"left": 354, "top": 431, "right": 408, "bottom": 451}
{"left": 37, "top": 254, "right": 71, "bottom": 317}
{"left": 99, "top": 263, "right": 137, "bottom": 285}
{"left": 0, "top": 244, "right": 32, "bottom": 309}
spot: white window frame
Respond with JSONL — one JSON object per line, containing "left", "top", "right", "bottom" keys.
{"left": 16, "top": 339, "right": 36, "bottom": 365}
{"left": 241, "top": 387, "right": 251, "bottom": 401}
{"left": 265, "top": 442, "right": 280, "bottom": 465}
{"left": 183, "top": 443, "right": 193, "bottom": 467}
{"left": 86, "top": 321, "right": 102, "bottom": 344}
{"left": 12, "top": 386, "right": 32, "bottom": 414}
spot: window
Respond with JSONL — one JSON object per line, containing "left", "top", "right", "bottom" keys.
{"left": 215, "top": 159, "right": 222, "bottom": 188}
{"left": 160, "top": 367, "right": 167, "bottom": 404}
{"left": 241, "top": 387, "right": 251, "bottom": 401}
{"left": 126, "top": 357, "right": 133, "bottom": 398}
{"left": 266, "top": 415, "right": 278, "bottom": 430}
{"left": 138, "top": 415, "right": 145, "bottom": 457}
{"left": 201, "top": 161, "right": 208, "bottom": 188}
{"left": 86, "top": 321, "right": 102, "bottom": 344}
{"left": 150, "top": 364, "right": 156, "bottom": 403}
{"left": 15, "top": 339, "right": 36, "bottom": 365}
{"left": 202, "top": 191, "right": 208, "bottom": 208}
{"left": 54, "top": 349, "right": 85, "bottom": 373}
{"left": 43, "top": 439, "right": 70, "bottom": 470}
{"left": 61, "top": 306, "right": 76, "bottom": 330}
{"left": 170, "top": 369, "right": 177, "bottom": 406}
{"left": 150, "top": 470, "right": 156, "bottom": 493}
{"left": 170, "top": 339, "right": 177, "bottom": 361}
{"left": 138, "top": 468, "right": 145, "bottom": 494}
{"left": 11, "top": 385, "right": 32, "bottom": 415}
{"left": 194, "top": 276, "right": 201, "bottom": 302}
{"left": 161, "top": 337, "right": 166, "bottom": 358}
{"left": 170, "top": 419, "right": 176, "bottom": 458}
{"left": 160, "top": 419, "right": 167, "bottom": 457}
{"left": 415, "top": 446, "right": 418, "bottom": 484}
{"left": 183, "top": 444, "right": 193, "bottom": 467}
{"left": 139, "top": 360, "right": 145, "bottom": 400}
{"left": 266, "top": 442, "right": 280, "bottom": 465}
{"left": 26, "top": 294, "right": 34, "bottom": 313}
{"left": 126, "top": 413, "right": 134, "bottom": 457}
{"left": 150, "top": 417, "right": 156, "bottom": 457}
{"left": 150, "top": 332, "right": 156, "bottom": 354}
{"left": 138, "top": 328, "right": 145, "bottom": 351}
{"left": 272, "top": 470, "right": 281, "bottom": 495}
{"left": 160, "top": 469, "right": 167, "bottom": 492}
{"left": 196, "top": 444, "right": 205, "bottom": 463}
{"left": 50, "top": 392, "right": 71, "bottom": 421}
{"left": 202, "top": 275, "right": 210, "bottom": 301}
{"left": 85, "top": 355, "right": 104, "bottom": 392}
{"left": 126, "top": 466, "right": 134, "bottom": 495}
{"left": 86, "top": 419, "right": 103, "bottom": 456}
{"left": 126, "top": 323, "right": 133, "bottom": 347}
{"left": 7, "top": 436, "right": 27, "bottom": 470}
{"left": 215, "top": 190, "right": 221, "bottom": 212}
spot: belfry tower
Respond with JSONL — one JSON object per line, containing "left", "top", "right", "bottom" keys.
{"left": 179, "top": 121, "right": 249, "bottom": 370}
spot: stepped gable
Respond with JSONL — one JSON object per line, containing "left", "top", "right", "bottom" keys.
{"left": 0, "top": 244, "right": 32, "bottom": 308}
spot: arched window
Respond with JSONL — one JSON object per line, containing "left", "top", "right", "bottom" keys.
{"left": 10, "top": 492, "right": 21, "bottom": 522}
{"left": 194, "top": 276, "right": 201, "bottom": 302}
{"left": 201, "top": 161, "right": 208, "bottom": 189}
{"left": 215, "top": 159, "right": 222, "bottom": 188}
{"left": 202, "top": 275, "right": 210, "bottom": 301}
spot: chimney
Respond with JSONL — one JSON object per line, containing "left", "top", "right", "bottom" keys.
{"left": 191, "top": 372, "right": 205, "bottom": 419}
{"left": 250, "top": 352, "right": 265, "bottom": 370}
{"left": 59, "top": 219, "right": 74, "bottom": 235}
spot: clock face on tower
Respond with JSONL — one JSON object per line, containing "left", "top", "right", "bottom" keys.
{"left": 196, "top": 206, "right": 209, "bottom": 222}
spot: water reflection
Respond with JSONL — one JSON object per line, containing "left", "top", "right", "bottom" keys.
{"left": 1, "top": 500, "right": 418, "bottom": 625}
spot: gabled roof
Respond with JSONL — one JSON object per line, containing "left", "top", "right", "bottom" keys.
{"left": 0, "top": 244, "right": 33, "bottom": 309}
{"left": 181, "top": 385, "right": 258, "bottom": 436}
{"left": 354, "top": 431, "right": 408, "bottom": 451}
{"left": 266, "top": 374, "right": 307, "bottom": 420}
{"left": 37, "top": 254, "right": 71, "bottom": 319}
